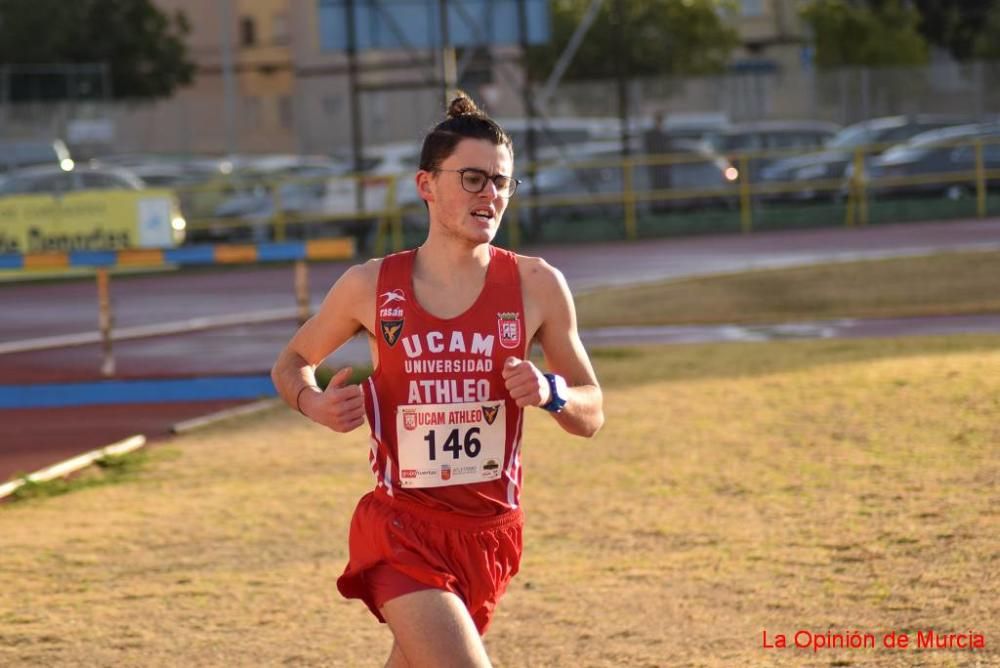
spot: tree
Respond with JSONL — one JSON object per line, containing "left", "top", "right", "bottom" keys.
{"left": 800, "top": 0, "right": 929, "bottom": 68}
{"left": 0, "top": 0, "right": 195, "bottom": 100}
{"left": 910, "top": 0, "right": 996, "bottom": 61}
{"left": 971, "top": 2, "right": 1000, "bottom": 60}
{"left": 525, "top": 0, "right": 739, "bottom": 81}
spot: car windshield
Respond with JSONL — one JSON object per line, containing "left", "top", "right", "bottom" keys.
{"left": 715, "top": 134, "right": 757, "bottom": 152}
{"left": 0, "top": 142, "right": 60, "bottom": 169}
{"left": 827, "top": 125, "right": 880, "bottom": 150}
{"left": 880, "top": 126, "right": 981, "bottom": 162}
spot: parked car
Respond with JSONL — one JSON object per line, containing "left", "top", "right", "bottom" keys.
{"left": 519, "top": 140, "right": 738, "bottom": 230}
{"left": 0, "top": 138, "right": 73, "bottom": 175}
{"left": 0, "top": 164, "right": 186, "bottom": 249}
{"left": 757, "top": 115, "right": 976, "bottom": 201}
{"left": 495, "top": 116, "right": 622, "bottom": 157}
{"left": 209, "top": 155, "right": 351, "bottom": 242}
{"left": 0, "top": 163, "right": 145, "bottom": 195}
{"left": 711, "top": 120, "right": 840, "bottom": 180}
{"left": 861, "top": 122, "right": 1000, "bottom": 200}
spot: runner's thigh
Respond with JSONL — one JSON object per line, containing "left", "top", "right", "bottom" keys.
{"left": 380, "top": 588, "right": 492, "bottom": 668}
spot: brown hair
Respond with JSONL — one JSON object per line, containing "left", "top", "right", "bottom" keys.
{"left": 418, "top": 91, "right": 513, "bottom": 172}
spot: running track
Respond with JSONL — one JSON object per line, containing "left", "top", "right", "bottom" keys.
{"left": 2, "top": 218, "right": 1000, "bottom": 481}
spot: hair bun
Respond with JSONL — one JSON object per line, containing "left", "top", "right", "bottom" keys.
{"left": 446, "top": 92, "right": 481, "bottom": 119}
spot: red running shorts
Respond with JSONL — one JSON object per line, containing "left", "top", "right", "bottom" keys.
{"left": 336, "top": 489, "right": 523, "bottom": 634}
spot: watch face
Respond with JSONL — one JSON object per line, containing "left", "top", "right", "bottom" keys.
{"left": 554, "top": 375, "right": 568, "bottom": 400}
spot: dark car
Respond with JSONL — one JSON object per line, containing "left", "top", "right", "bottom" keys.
{"left": 862, "top": 123, "right": 1000, "bottom": 200}
{"left": 757, "top": 115, "right": 976, "bottom": 201}
{"left": 520, "top": 140, "right": 738, "bottom": 223}
{"left": 712, "top": 120, "right": 840, "bottom": 181}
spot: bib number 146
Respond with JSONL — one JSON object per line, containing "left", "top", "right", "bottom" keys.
{"left": 395, "top": 401, "right": 506, "bottom": 488}
{"left": 425, "top": 427, "right": 481, "bottom": 461}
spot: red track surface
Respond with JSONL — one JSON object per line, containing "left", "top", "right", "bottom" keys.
{"left": 1, "top": 401, "right": 244, "bottom": 481}
{"left": 3, "top": 218, "right": 1000, "bottom": 482}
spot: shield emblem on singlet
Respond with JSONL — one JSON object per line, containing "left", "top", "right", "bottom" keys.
{"left": 481, "top": 404, "right": 500, "bottom": 425}
{"left": 381, "top": 319, "right": 403, "bottom": 346}
{"left": 497, "top": 312, "right": 521, "bottom": 349}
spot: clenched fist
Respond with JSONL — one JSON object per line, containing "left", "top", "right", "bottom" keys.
{"left": 300, "top": 367, "right": 366, "bottom": 432}
{"left": 502, "top": 357, "right": 552, "bottom": 409}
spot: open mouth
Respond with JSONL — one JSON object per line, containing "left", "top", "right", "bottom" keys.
{"left": 471, "top": 207, "right": 494, "bottom": 222}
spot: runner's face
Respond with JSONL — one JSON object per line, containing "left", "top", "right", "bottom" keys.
{"left": 419, "top": 138, "right": 513, "bottom": 245}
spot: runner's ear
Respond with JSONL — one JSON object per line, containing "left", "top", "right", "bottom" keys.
{"left": 416, "top": 171, "right": 435, "bottom": 202}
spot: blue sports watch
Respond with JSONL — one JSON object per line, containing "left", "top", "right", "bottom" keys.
{"left": 541, "top": 373, "right": 568, "bottom": 413}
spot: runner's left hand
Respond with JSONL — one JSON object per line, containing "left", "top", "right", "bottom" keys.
{"left": 502, "top": 357, "right": 552, "bottom": 408}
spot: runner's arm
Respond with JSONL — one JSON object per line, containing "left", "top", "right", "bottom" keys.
{"left": 529, "top": 260, "right": 604, "bottom": 437}
{"left": 271, "top": 264, "right": 371, "bottom": 427}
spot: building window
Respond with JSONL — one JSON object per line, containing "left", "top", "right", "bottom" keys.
{"left": 240, "top": 17, "right": 257, "bottom": 47}
{"left": 741, "top": 0, "right": 764, "bottom": 16}
{"left": 272, "top": 13, "right": 290, "bottom": 45}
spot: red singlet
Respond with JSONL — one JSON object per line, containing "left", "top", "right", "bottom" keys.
{"left": 362, "top": 246, "right": 527, "bottom": 516}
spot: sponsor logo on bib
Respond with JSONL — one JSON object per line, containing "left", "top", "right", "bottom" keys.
{"left": 482, "top": 403, "right": 500, "bottom": 425}
{"left": 440, "top": 464, "right": 451, "bottom": 481}
{"left": 402, "top": 409, "right": 417, "bottom": 431}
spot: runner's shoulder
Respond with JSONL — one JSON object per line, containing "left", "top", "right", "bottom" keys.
{"left": 515, "top": 253, "right": 567, "bottom": 292}
{"left": 335, "top": 257, "right": 382, "bottom": 294}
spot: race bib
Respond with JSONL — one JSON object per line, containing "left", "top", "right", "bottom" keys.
{"left": 396, "top": 401, "right": 506, "bottom": 488}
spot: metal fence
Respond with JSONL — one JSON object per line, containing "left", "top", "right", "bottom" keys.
{"left": 3, "top": 60, "right": 1000, "bottom": 157}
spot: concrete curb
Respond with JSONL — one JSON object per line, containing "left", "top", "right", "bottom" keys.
{"left": 0, "top": 434, "right": 146, "bottom": 501}
{"left": 171, "top": 398, "right": 284, "bottom": 434}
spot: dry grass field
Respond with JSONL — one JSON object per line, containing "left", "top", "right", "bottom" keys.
{"left": 575, "top": 250, "right": 1000, "bottom": 327}
{"left": 1, "top": 335, "right": 997, "bottom": 667}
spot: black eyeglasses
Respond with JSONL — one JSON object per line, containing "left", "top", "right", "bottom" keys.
{"left": 435, "top": 168, "right": 521, "bottom": 198}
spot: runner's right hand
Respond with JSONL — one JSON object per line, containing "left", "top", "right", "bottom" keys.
{"left": 301, "top": 367, "right": 366, "bottom": 433}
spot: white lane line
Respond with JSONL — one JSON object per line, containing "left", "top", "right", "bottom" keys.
{"left": 0, "top": 307, "right": 299, "bottom": 355}
{"left": 0, "top": 434, "right": 147, "bottom": 501}
{"left": 171, "top": 398, "right": 284, "bottom": 434}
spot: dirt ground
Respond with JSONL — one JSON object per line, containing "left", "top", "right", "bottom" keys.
{"left": 1, "top": 336, "right": 997, "bottom": 667}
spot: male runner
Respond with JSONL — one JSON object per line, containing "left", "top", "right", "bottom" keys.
{"left": 272, "top": 92, "right": 604, "bottom": 667}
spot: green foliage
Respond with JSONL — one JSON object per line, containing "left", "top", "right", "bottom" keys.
{"left": 525, "top": 0, "right": 739, "bottom": 81}
{"left": 800, "top": 0, "right": 929, "bottom": 68}
{"left": 972, "top": 3, "right": 1000, "bottom": 60}
{"left": 0, "top": 0, "right": 195, "bottom": 100}
{"left": 911, "top": 0, "right": 996, "bottom": 61}
{"left": 5, "top": 451, "right": 149, "bottom": 504}
{"left": 314, "top": 365, "right": 374, "bottom": 390}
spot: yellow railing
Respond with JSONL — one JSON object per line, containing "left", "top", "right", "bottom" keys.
{"left": 164, "top": 135, "right": 1000, "bottom": 251}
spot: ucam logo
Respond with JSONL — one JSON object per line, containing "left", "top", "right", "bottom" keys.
{"left": 401, "top": 330, "right": 494, "bottom": 358}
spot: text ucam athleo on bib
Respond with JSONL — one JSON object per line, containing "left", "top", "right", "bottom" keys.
{"left": 396, "top": 401, "right": 506, "bottom": 488}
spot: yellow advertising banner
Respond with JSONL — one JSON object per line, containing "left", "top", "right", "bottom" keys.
{"left": 0, "top": 189, "right": 180, "bottom": 254}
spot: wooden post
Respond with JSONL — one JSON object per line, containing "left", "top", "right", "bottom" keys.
{"left": 975, "top": 140, "right": 986, "bottom": 218}
{"left": 294, "top": 260, "right": 310, "bottom": 326}
{"left": 96, "top": 268, "right": 115, "bottom": 377}
{"left": 623, "top": 160, "right": 637, "bottom": 241}
{"left": 739, "top": 154, "right": 752, "bottom": 234}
